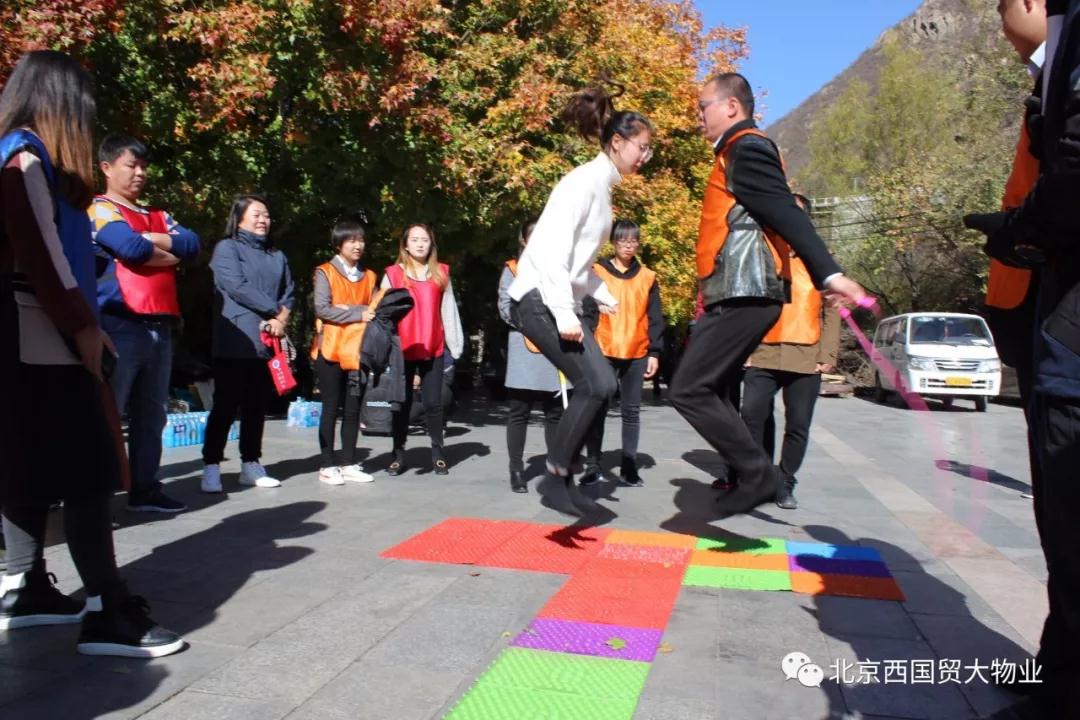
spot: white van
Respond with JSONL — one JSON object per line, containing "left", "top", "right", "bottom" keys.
{"left": 870, "top": 312, "right": 1001, "bottom": 411}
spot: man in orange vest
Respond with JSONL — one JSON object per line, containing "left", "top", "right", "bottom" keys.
{"left": 91, "top": 135, "right": 200, "bottom": 514}
{"left": 581, "top": 220, "right": 664, "bottom": 488}
{"left": 669, "top": 73, "right": 867, "bottom": 517}
{"left": 740, "top": 196, "right": 840, "bottom": 511}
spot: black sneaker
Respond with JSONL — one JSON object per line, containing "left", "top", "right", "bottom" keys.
{"left": 618, "top": 458, "right": 644, "bottom": 487}
{"left": 127, "top": 489, "right": 187, "bottom": 514}
{"left": 775, "top": 479, "right": 798, "bottom": 510}
{"left": 0, "top": 569, "right": 85, "bottom": 630}
{"left": 77, "top": 586, "right": 185, "bottom": 658}
{"left": 578, "top": 471, "right": 601, "bottom": 487}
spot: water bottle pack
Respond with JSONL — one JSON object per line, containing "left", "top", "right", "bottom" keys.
{"left": 286, "top": 399, "right": 322, "bottom": 428}
{"left": 161, "top": 412, "right": 239, "bottom": 449}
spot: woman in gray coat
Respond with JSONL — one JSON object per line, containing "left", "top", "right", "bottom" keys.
{"left": 499, "top": 219, "right": 564, "bottom": 493}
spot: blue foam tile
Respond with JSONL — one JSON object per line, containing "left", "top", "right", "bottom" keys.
{"left": 785, "top": 541, "right": 883, "bottom": 563}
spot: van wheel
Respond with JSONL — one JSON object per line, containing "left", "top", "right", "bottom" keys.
{"left": 974, "top": 396, "right": 988, "bottom": 412}
{"left": 941, "top": 397, "right": 954, "bottom": 410}
{"left": 873, "top": 373, "right": 887, "bottom": 403}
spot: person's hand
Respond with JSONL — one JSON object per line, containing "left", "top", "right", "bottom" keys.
{"left": 816, "top": 362, "right": 835, "bottom": 374}
{"left": 74, "top": 325, "right": 108, "bottom": 382}
{"left": 823, "top": 274, "right": 868, "bottom": 309}
{"left": 559, "top": 324, "right": 584, "bottom": 343}
{"left": 266, "top": 318, "right": 286, "bottom": 337}
{"left": 645, "top": 356, "right": 659, "bottom": 379}
{"left": 598, "top": 303, "right": 617, "bottom": 316}
{"left": 361, "top": 309, "right": 376, "bottom": 322}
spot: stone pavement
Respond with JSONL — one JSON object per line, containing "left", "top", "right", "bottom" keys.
{"left": 0, "top": 390, "right": 1043, "bottom": 720}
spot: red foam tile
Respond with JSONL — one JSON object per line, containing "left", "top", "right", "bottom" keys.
{"left": 790, "top": 572, "right": 906, "bottom": 602}
{"left": 598, "top": 542, "right": 691, "bottom": 568}
{"left": 476, "top": 524, "right": 611, "bottom": 575}
{"left": 538, "top": 566, "right": 686, "bottom": 629}
{"left": 380, "top": 518, "right": 530, "bottom": 565}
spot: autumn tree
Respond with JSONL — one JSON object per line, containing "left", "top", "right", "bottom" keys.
{"left": 0, "top": 0, "right": 745, "bottom": 371}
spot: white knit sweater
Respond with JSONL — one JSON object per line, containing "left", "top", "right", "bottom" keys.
{"left": 508, "top": 152, "right": 621, "bottom": 331}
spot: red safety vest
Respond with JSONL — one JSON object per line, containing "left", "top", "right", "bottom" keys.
{"left": 98, "top": 196, "right": 180, "bottom": 316}
{"left": 385, "top": 262, "right": 448, "bottom": 361}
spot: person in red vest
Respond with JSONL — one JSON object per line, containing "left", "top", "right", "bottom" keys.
{"left": 581, "top": 220, "right": 664, "bottom": 488}
{"left": 669, "top": 73, "right": 866, "bottom": 517}
{"left": 380, "top": 224, "right": 463, "bottom": 476}
{"left": 739, "top": 196, "right": 840, "bottom": 510}
{"left": 91, "top": 134, "right": 200, "bottom": 514}
{"left": 310, "top": 217, "right": 378, "bottom": 487}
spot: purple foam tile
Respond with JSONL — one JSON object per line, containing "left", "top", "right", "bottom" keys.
{"left": 511, "top": 617, "right": 663, "bottom": 662}
{"left": 788, "top": 554, "right": 892, "bottom": 578}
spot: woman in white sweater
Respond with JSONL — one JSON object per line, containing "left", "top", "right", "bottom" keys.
{"left": 507, "top": 84, "right": 653, "bottom": 516}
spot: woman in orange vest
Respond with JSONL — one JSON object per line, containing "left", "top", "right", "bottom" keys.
{"left": 380, "top": 224, "right": 464, "bottom": 476}
{"left": 311, "top": 218, "right": 377, "bottom": 486}
{"left": 581, "top": 220, "right": 664, "bottom": 487}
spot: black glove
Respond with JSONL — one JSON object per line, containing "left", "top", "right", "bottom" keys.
{"left": 965, "top": 210, "right": 1044, "bottom": 269}
{"left": 962, "top": 211, "right": 1007, "bottom": 237}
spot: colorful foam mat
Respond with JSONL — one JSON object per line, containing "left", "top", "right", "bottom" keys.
{"left": 380, "top": 520, "right": 905, "bottom": 718}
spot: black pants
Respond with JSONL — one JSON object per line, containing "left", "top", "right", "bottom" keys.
{"left": 393, "top": 355, "right": 445, "bottom": 450}
{"left": 2, "top": 498, "right": 120, "bottom": 596}
{"left": 316, "top": 355, "right": 361, "bottom": 468}
{"left": 585, "top": 356, "right": 647, "bottom": 467}
{"left": 202, "top": 358, "right": 272, "bottom": 465}
{"left": 670, "top": 299, "right": 782, "bottom": 488}
{"left": 1032, "top": 394, "right": 1080, "bottom": 714}
{"left": 510, "top": 290, "right": 616, "bottom": 475}
{"left": 740, "top": 368, "right": 821, "bottom": 483}
{"left": 506, "top": 389, "right": 563, "bottom": 472}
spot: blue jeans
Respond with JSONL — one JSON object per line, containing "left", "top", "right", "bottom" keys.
{"left": 103, "top": 314, "right": 172, "bottom": 499}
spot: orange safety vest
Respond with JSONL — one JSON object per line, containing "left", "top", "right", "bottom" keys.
{"left": 986, "top": 119, "right": 1037, "bottom": 310}
{"left": 697, "top": 127, "right": 792, "bottom": 283}
{"left": 310, "top": 262, "right": 377, "bottom": 370}
{"left": 593, "top": 262, "right": 656, "bottom": 359}
{"left": 762, "top": 255, "right": 821, "bottom": 345}
{"left": 505, "top": 259, "right": 541, "bottom": 353}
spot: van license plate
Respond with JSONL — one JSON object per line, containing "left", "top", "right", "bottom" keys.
{"left": 945, "top": 376, "right": 972, "bottom": 387}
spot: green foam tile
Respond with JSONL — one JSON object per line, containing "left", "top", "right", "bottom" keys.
{"left": 445, "top": 684, "right": 637, "bottom": 720}
{"left": 473, "top": 647, "right": 649, "bottom": 700}
{"left": 682, "top": 565, "right": 792, "bottom": 591}
{"left": 694, "top": 536, "right": 787, "bottom": 554}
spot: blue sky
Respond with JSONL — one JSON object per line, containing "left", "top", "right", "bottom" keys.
{"left": 695, "top": 1, "right": 923, "bottom": 127}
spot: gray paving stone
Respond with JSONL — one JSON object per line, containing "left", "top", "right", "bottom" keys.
{"left": 138, "top": 690, "right": 288, "bottom": 720}
{"left": 287, "top": 660, "right": 464, "bottom": 720}
{"left": 814, "top": 596, "right": 922, "bottom": 641}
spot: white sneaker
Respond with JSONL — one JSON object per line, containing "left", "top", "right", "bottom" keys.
{"left": 319, "top": 467, "right": 346, "bottom": 486}
{"left": 201, "top": 464, "right": 223, "bottom": 493}
{"left": 340, "top": 464, "right": 375, "bottom": 484}
{"left": 239, "top": 462, "right": 281, "bottom": 488}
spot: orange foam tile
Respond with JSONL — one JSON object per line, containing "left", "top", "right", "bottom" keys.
{"left": 689, "top": 549, "right": 790, "bottom": 571}
{"left": 380, "top": 518, "right": 530, "bottom": 565}
{"left": 790, "top": 572, "right": 905, "bottom": 602}
{"left": 598, "top": 542, "right": 692, "bottom": 567}
{"left": 605, "top": 529, "right": 697, "bottom": 549}
{"left": 477, "top": 524, "right": 610, "bottom": 575}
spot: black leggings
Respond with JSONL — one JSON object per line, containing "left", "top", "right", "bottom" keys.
{"left": 2, "top": 497, "right": 120, "bottom": 596}
{"left": 506, "top": 389, "right": 563, "bottom": 472}
{"left": 203, "top": 358, "right": 272, "bottom": 464}
{"left": 315, "top": 356, "right": 361, "bottom": 467}
{"left": 392, "top": 355, "right": 445, "bottom": 450}
{"left": 585, "top": 356, "right": 647, "bottom": 466}
{"left": 510, "top": 290, "right": 616, "bottom": 475}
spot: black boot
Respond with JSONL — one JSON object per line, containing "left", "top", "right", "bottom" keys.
{"left": 0, "top": 566, "right": 85, "bottom": 630}
{"left": 775, "top": 476, "right": 798, "bottom": 510}
{"left": 509, "top": 470, "right": 527, "bottom": 493}
{"left": 432, "top": 446, "right": 449, "bottom": 476}
{"left": 618, "top": 456, "right": 643, "bottom": 487}
{"left": 536, "top": 473, "right": 582, "bottom": 517}
{"left": 387, "top": 447, "right": 406, "bottom": 476}
{"left": 716, "top": 465, "right": 781, "bottom": 517}
{"left": 77, "top": 583, "right": 184, "bottom": 658}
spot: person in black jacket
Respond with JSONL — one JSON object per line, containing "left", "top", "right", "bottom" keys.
{"left": 974, "top": 3, "right": 1080, "bottom": 716}
{"left": 669, "top": 73, "right": 866, "bottom": 517}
